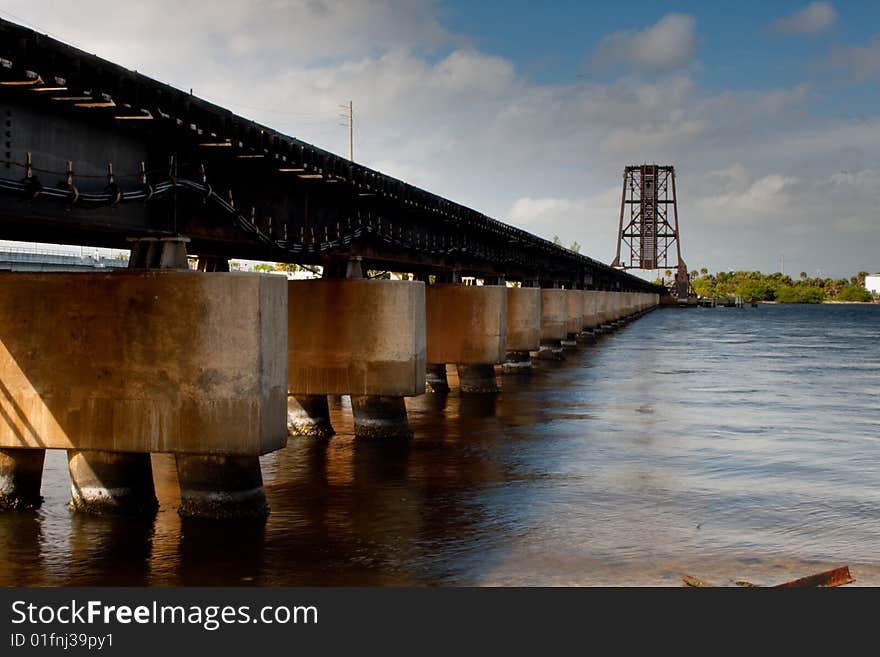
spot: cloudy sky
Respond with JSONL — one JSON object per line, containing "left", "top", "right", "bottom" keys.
{"left": 2, "top": 0, "right": 878, "bottom": 278}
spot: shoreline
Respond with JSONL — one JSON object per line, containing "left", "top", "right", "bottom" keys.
{"left": 747, "top": 300, "right": 877, "bottom": 305}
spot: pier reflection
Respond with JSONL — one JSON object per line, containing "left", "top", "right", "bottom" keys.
{"left": 66, "top": 513, "right": 155, "bottom": 586}
{"left": 0, "top": 512, "right": 43, "bottom": 586}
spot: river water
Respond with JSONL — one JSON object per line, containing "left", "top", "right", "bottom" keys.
{"left": 2, "top": 303, "right": 878, "bottom": 587}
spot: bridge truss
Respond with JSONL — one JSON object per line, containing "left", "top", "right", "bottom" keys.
{"left": 611, "top": 164, "right": 690, "bottom": 301}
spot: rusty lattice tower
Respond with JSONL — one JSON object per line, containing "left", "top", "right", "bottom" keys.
{"left": 612, "top": 164, "right": 689, "bottom": 300}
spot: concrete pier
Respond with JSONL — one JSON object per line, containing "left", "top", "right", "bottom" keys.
{"left": 503, "top": 286, "right": 541, "bottom": 373}
{"left": 539, "top": 288, "right": 567, "bottom": 359}
{"left": 351, "top": 396, "right": 413, "bottom": 439}
{"left": 0, "top": 271, "right": 287, "bottom": 517}
{"left": 563, "top": 289, "right": 584, "bottom": 348}
{"left": 457, "top": 364, "right": 500, "bottom": 393}
{"left": 426, "top": 284, "right": 507, "bottom": 392}
{"left": 579, "top": 290, "right": 599, "bottom": 343}
{"left": 594, "top": 291, "right": 607, "bottom": 332}
{"left": 68, "top": 450, "right": 158, "bottom": 515}
{"left": 288, "top": 278, "right": 426, "bottom": 438}
{"left": 287, "top": 394, "right": 334, "bottom": 438}
{"left": 426, "top": 364, "right": 451, "bottom": 393}
{"left": 176, "top": 454, "right": 268, "bottom": 519}
{"left": 0, "top": 448, "right": 45, "bottom": 510}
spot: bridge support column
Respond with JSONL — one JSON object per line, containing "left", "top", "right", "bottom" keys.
{"left": 351, "top": 395, "right": 412, "bottom": 439}
{"left": 288, "top": 274, "right": 425, "bottom": 439}
{"left": 538, "top": 288, "right": 567, "bottom": 359}
{"left": 426, "top": 364, "right": 450, "bottom": 393}
{"left": 0, "top": 448, "right": 45, "bottom": 510}
{"left": 457, "top": 364, "right": 498, "bottom": 393}
{"left": 594, "top": 291, "right": 608, "bottom": 333}
{"left": 176, "top": 454, "right": 268, "bottom": 519}
{"left": 503, "top": 286, "right": 540, "bottom": 374}
{"left": 426, "top": 283, "right": 507, "bottom": 392}
{"left": 68, "top": 450, "right": 157, "bottom": 515}
{"left": 578, "top": 290, "right": 599, "bottom": 343}
{"left": 611, "top": 293, "right": 625, "bottom": 326}
{"left": 563, "top": 289, "right": 584, "bottom": 349}
{"left": 603, "top": 292, "right": 620, "bottom": 330}
{"left": 288, "top": 394, "right": 334, "bottom": 438}
{"left": 0, "top": 270, "right": 287, "bottom": 518}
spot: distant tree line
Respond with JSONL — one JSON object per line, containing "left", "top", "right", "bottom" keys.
{"left": 686, "top": 269, "right": 874, "bottom": 303}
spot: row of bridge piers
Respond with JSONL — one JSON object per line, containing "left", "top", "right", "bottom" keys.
{"left": 0, "top": 247, "right": 658, "bottom": 520}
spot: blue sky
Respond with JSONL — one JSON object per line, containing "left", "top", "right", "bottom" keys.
{"left": 444, "top": 1, "right": 879, "bottom": 111}
{"left": 1, "top": 1, "right": 878, "bottom": 277}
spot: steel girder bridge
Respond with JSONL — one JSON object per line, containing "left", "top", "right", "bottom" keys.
{"left": 0, "top": 18, "right": 661, "bottom": 293}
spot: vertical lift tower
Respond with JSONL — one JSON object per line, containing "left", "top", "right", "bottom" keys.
{"left": 611, "top": 164, "right": 693, "bottom": 304}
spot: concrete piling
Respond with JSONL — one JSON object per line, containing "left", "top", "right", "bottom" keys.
{"left": 176, "top": 454, "right": 268, "bottom": 520}
{"left": 67, "top": 450, "right": 158, "bottom": 515}
{"left": 287, "top": 394, "right": 334, "bottom": 438}
{"left": 0, "top": 448, "right": 45, "bottom": 510}
{"left": 351, "top": 395, "right": 413, "bottom": 439}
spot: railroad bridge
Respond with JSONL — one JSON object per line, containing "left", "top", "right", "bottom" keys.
{"left": 0, "top": 19, "right": 662, "bottom": 519}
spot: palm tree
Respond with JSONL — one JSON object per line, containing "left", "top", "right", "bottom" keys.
{"left": 799, "top": 271, "right": 807, "bottom": 280}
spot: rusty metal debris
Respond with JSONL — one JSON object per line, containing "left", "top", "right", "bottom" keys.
{"left": 683, "top": 566, "right": 854, "bottom": 588}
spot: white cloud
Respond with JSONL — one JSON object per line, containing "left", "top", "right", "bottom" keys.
{"left": 771, "top": 2, "right": 837, "bottom": 35}
{"left": 828, "top": 36, "right": 880, "bottom": 80}
{"left": 591, "top": 14, "right": 698, "bottom": 72}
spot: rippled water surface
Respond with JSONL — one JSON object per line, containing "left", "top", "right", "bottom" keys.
{"left": 2, "top": 303, "right": 879, "bottom": 586}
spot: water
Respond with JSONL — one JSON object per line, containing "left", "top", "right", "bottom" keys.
{"left": 2, "top": 303, "right": 879, "bottom": 587}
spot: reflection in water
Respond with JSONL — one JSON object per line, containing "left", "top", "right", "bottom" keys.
{"left": 66, "top": 514, "right": 155, "bottom": 586}
{"left": 177, "top": 518, "right": 267, "bottom": 586}
{"left": 1, "top": 304, "right": 880, "bottom": 586}
{"left": 0, "top": 512, "right": 43, "bottom": 586}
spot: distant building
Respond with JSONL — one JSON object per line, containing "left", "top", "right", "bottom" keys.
{"left": 865, "top": 275, "right": 880, "bottom": 295}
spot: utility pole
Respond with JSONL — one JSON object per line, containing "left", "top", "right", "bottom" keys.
{"left": 780, "top": 254, "right": 784, "bottom": 276}
{"left": 339, "top": 100, "right": 353, "bottom": 161}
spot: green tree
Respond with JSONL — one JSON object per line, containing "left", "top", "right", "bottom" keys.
{"left": 692, "top": 276, "right": 717, "bottom": 299}
{"left": 736, "top": 279, "right": 771, "bottom": 303}
{"left": 568, "top": 241, "right": 581, "bottom": 253}
{"left": 837, "top": 285, "right": 872, "bottom": 302}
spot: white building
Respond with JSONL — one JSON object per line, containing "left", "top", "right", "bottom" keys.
{"left": 866, "top": 275, "right": 880, "bottom": 295}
